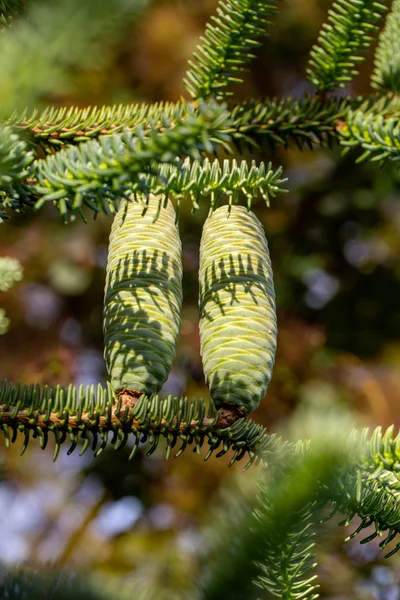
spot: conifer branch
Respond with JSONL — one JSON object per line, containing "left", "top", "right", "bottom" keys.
{"left": 0, "top": 125, "right": 34, "bottom": 222}
{"left": 307, "top": 0, "right": 388, "bottom": 92}
{"left": 198, "top": 429, "right": 348, "bottom": 600}
{"left": 332, "top": 426, "right": 400, "bottom": 556}
{"left": 372, "top": 0, "right": 400, "bottom": 92}
{"left": 254, "top": 499, "right": 319, "bottom": 600}
{"left": 31, "top": 102, "right": 231, "bottom": 221}
{"left": 338, "top": 108, "right": 400, "bottom": 161}
{"left": 0, "top": 0, "right": 25, "bottom": 27}
{"left": 184, "top": 0, "right": 281, "bottom": 101}
{"left": 34, "top": 157, "right": 284, "bottom": 220}
{"left": 143, "top": 158, "right": 286, "bottom": 213}
{"left": 198, "top": 482, "right": 268, "bottom": 600}
{"left": 9, "top": 101, "right": 189, "bottom": 146}
{"left": 8, "top": 95, "right": 400, "bottom": 153}
{"left": 227, "top": 94, "right": 374, "bottom": 151}
{"left": 2, "top": 380, "right": 400, "bottom": 555}
{"left": 0, "top": 381, "right": 278, "bottom": 466}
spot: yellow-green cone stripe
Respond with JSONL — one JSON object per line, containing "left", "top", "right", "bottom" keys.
{"left": 104, "top": 196, "right": 182, "bottom": 393}
{"left": 199, "top": 206, "right": 277, "bottom": 414}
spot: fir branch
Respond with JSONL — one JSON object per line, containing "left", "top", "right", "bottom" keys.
{"left": 198, "top": 427, "right": 350, "bottom": 600}
{"left": 372, "top": 0, "right": 400, "bottom": 92}
{"left": 2, "top": 382, "right": 400, "bottom": 558}
{"left": 153, "top": 158, "right": 286, "bottom": 213}
{"left": 250, "top": 436, "right": 348, "bottom": 600}
{"left": 338, "top": 108, "right": 400, "bottom": 162}
{"left": 8, "top": 95, "right": 396, "bottom": 153}
{"left": 228, "top": 94, "right": 368, "bottom": 151}
{"left": 0, "top": 0, "right": 25, "bottom": 28}
{"left": 31, "top": 102, "right": 231, "bottom": 221}
{"left": 184, "top": 0, "right": 281, "bottom": 101}
{"left": 36, "top": 156, "right": 286, "bottom": 220}
{"left": 0, "top": 380, "right": 278, "bottom": 466}
{"left": 103, "top": 158, "right": 286, "bottom": 217}
{"left": 254, "top": 499, "right": 319, "bottom": 600}
{"left": 332, "top": 426, "right": 400, "bottom": 556}
{"left": 307, "top": 0, "right": 388, "bottom": 93}
{"left": 0, "top": 125, "right": 34, "bottom": 222}
{"left": 8, "top": 101, "right": 188, "bottom": 146}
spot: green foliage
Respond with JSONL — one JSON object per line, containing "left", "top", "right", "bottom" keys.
{"left": 0, "top": 125, "right": 34, "bottom": 222}
{"left": 23, "top": 155, "right": 286, "bottom": 221}
{"left": 5, "top": 95, "right": 368, "bottom": 150}
{"left": 8, "top": 94, "right": 400, "bottom": 158}
{"left": 198, "top": 480, "right": 266, "bottom": 600}
{"left": 0, "top": 0, "right": 25, "bottom": 27}
{"left": 332, "top": 426, "right": 400, "bottom": 556}
{"left": 307, "top": 0, "right": 387, "bottom": 92}
{"left": 8, "top": 101, "right": 189, "bottom": 146}
{"left": 197, "top": 417, "right": 350, "bottom": 600}
{"left": 372, "top": 0, "right": 400, "bottom": 91}
{"left": 197, "top": 419, "right": 400, "bottom": 599}
{"left": 184, "top": 0, "right": 281, "bottom": 101}
{"left": 136, "top": 158, "right": 286, "bottom": 215}
{"left": 104, "top": 196, "right": 183, "bottom": 394}
{"left": 0, "top": 380, "right": 278, "bottom": 465}
{"left": 339, "top": 107, "right": 400, "bottom": 162}
{"left": 32, "top": 101, "right": 230, "bottom": 221}
{"left": 254, "top": 500, "right": 319, "bottom": 600}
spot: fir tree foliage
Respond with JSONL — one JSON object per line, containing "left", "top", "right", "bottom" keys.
{"left": 0, "top": 125, "right": 34, "bottom": 222}
{"left": 339, "top": 107, "right": 400, "bottom": 162}
{"left": 307, "top": 0, "right": 388, "bottom": 92}
{"left": 372, "top": 0, "right": 400, "bottom": 91}
{"left": 198, "top": 413, "right": 351, "bottom": 600}
{"left": 2, "top": 0, "right": 400, "bottom": 595}
{"left": 0, "top": 0, "right": 25, "bottom": 27}
{"left": 0, "top": 380, "right": 277, "bottom": 465}
{"left": 184, "top": 0, "right": 281, "bottom": 101}
{"left": 4, "top": 95, "right": 372, "bottom": 149}
{"left": 32, "top": 102, "right": 231, "bottom": 222}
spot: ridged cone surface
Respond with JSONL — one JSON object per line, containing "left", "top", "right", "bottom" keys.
{"left": 104, "top": 196, "right": 182, "bottom": 393}
{"left": 199, "top": 206, "right": 277, "bottom": 413}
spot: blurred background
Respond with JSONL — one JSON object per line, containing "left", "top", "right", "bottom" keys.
{"left": 1, "top": 0, "right": 400, "bottom": 597}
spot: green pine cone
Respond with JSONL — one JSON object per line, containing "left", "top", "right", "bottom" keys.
{"left": 199, "top": 206, "right": 277, "bottom": 414}
{"left": 103, "top": 196, "right": 182, "bottom": 394}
